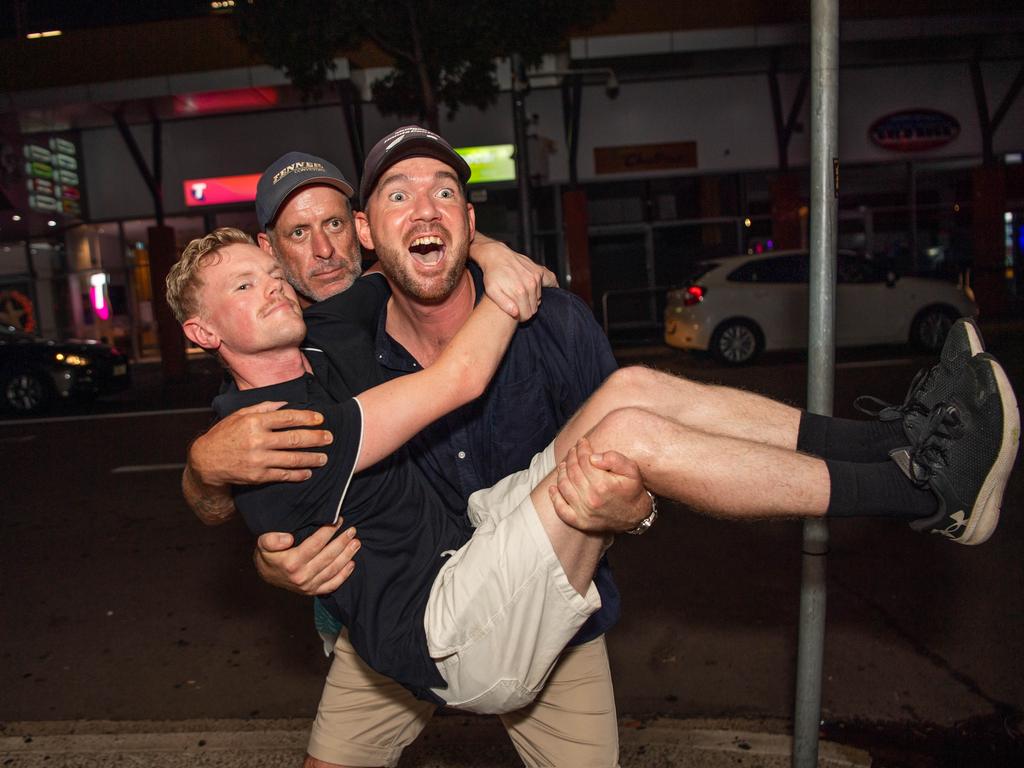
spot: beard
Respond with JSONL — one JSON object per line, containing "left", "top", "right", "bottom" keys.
{"left": 282, "top": 255, "right": 362, "bottom": 304}
{"left": 374, "top": 233, "right": 469, "bottom": 304}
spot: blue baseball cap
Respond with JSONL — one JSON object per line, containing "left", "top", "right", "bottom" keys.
{"left": 255, "top": 151, "right": 354, "bottom": 230}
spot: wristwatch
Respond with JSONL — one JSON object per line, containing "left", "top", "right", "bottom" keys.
{"left": 626, "top": 491, "right": 658, "bottom": 535}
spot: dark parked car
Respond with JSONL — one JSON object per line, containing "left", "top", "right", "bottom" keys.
{"left": 0, "top": 325, "right": 131, "bottom": 414}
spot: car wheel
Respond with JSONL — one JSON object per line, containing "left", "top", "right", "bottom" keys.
{"left": 710, "top": 319, "right": 763, "bottom": 365}
{"left": 910, "top": 306, "right": 957, "bottom": 353}
{"left": 2, "top": 370, "right": 51, "bottom": 414}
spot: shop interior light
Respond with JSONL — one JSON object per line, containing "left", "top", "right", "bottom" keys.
{"left": 26, "top": 30, "right": 62, "bottom": 39}
{"left": 47, "top": 220, "right": 57, "bottom": 227}
{"left": 12, "top": 214, "right": 21, "bottom": 221}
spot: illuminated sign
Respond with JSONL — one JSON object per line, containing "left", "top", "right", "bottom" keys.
{"left": 174, "top": 87, "right": 279, "bottom": 116}
{"left": 184, "top": 144, "right": 512, "bottom": 208}
{"left": 90, "top": 273, "right": 110, "bottom": 321}
{"left": 24, "top": 135, "right": 82, "bottom": 217}
{"left": 183, "top": 174, "right": 261, "bottom": 207}
{"left": 869, "top": 110, "right": 960, "bottom": 152}
{"left": 455, "top": 144, "right": 516, "bottom": 184}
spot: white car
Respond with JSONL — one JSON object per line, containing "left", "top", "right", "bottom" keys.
{"left": 664, "top": 250, "right": 978, "bottom": 365}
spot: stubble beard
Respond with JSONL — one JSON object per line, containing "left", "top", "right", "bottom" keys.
{"left": 376, "top": 239, "right": 469, "bottom": 304}
{"left": 271, "top": 234, "right": 363, "bottom": 304}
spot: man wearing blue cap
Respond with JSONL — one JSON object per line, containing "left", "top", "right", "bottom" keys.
{"left": 184, "top": 128, "right": 636, "bottom": 766}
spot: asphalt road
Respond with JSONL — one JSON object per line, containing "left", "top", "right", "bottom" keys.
{"left": 2, "top": 327, "right": 1022, "bottom": 766}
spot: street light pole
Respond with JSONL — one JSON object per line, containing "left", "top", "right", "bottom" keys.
{"left": 793, "top": 0, "right": 838, "bottom": 764}
{"left": 511, "top": 54, "right": 534, "bottom": 257}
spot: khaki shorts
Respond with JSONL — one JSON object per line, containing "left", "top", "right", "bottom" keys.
{"left": 424, "top": 442, "right": 602, "bottom": 714}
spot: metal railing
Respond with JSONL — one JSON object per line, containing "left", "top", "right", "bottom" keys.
{"left": 599, "top": 285, "right": 671, "bottom": 338}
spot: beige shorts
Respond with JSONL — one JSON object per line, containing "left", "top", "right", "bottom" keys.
{"left": 424, "top": 442, "right": 602, "bottom": 714}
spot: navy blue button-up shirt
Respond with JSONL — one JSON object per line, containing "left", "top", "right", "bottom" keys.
{"left": 374, "top": 263, "right": 621, "bottom": 644}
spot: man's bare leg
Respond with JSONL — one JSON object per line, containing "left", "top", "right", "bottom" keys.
{"left": 560, "top": 366, "right": 802, "bottom": 453}
{"left": 581, "top": 407, "right": 828, "bottom": 518}
{"left": 528, "top": 477, "right": 612, "bottom": 595}
{"left": 530, "top": 370, "right": 827, "bottom": 591}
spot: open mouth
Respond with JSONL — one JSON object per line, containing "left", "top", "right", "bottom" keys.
{"left": 408, "top": 235, "right": 445, "bottom": 265}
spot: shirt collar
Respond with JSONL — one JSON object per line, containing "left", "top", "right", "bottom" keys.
{"left": 373, "top": 262, "right": 484, "bottom": 372}
{"left": 212, "top": 349, "right": 329, "bottom": 418}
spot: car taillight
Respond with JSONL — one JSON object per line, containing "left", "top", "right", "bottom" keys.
{"left": 683, "top": 285, "right": 705, "bottom": 306}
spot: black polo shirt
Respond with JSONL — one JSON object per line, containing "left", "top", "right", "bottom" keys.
{"left": 215, "top": 274, "right": 473, "bottom": 702}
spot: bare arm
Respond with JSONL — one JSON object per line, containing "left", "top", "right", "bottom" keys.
{"left": 354, "top": 296, "right": 516, "bottom": 470}
{"left": 249, "top": 294, "right": 518, "bottom": 594}
{"left": 470, "top": 232, "right": 557, "bottom": 319}
{"left": 183, "top": 401, "right": 334, "bottom": 525}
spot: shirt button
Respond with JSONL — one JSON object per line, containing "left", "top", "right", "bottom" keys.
{"left": 457, "top": 451, "right": 466, "bottom": 460}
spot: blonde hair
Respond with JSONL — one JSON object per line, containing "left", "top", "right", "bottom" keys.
{"left": 166, "top": 227, "right": 254, "bottom": 323}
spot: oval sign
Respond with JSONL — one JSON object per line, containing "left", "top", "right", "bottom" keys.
{"left": 869, "top": 109, "right": 960, "bottom": 152}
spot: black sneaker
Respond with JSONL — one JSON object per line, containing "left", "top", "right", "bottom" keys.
{"left": 890, "top": 353, "right": 1020, "bottom": 545}
{"left": 856, "top": 317, "right": 984, "bottom": 441}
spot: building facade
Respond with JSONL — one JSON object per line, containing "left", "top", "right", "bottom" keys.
{"left": 2, "top": 7, "right": 1022, "bottom": 353}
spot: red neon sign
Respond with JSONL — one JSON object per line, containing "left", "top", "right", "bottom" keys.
{"left": 183, "top": 174, "right": 260, "bottom": 207}
{"left": 173, "top": 87, "right": 279, "bottom": 116}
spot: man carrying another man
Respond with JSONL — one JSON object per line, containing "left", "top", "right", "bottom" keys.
{"left": 184, "top": 128, "right": 633, "bottom": 767}
{"left": 181, "top": 127, "right": 1019, "bottom": 768}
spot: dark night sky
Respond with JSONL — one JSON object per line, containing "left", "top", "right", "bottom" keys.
{"left": 4, "top": 0, "right": 1022, "bottom": 40}
{"left": 2, "top": 0, "right": 214, "bottom": 38}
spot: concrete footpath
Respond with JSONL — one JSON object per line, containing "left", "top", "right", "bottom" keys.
{"left": 0, "top": 717, "right": 871, "bottom": 767}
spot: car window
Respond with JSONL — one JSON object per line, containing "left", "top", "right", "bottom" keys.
{"left": 685, "top": 262, "right": 719, "bottom": 284}
{"left": 727, "top": 254, "right": 808, "bottom": 284}
{"left": 837, "top": 254, "right": 885, "bottom": 284}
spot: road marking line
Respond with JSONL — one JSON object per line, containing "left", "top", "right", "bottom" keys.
{"left": 0, "top": 434, "right": 37, "bottom": 443}
{"left": 0, "top": 406, "right": 210, "bottom": 427}
{"left": 836, "top": 357, "right": 915, "bottom": 370}
{"left": 111, "top": 463, "right": 187, "bottom": 474}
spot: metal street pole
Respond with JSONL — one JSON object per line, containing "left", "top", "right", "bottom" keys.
{"left": 511, "top": 54, "right": 534, "bottom": 256}
{"left": 793, "top": 0, "right": 838, "bottom": 765}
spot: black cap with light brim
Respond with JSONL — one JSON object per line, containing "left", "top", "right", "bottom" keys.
{"left": 359, "top": 125, "right": 471, "bottom": 206}
{"left": 255, "top": 151, "right": 355, "bottom": 231}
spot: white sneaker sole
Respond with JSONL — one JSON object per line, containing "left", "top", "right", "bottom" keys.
{"left": 958, "top": 318, "right": 985, "bottom": 359}
{"left": 961, "top": 357, "right": 1020, "bottom": 545}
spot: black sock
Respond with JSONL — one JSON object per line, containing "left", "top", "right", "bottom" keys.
{"left": 825, "top": 459, "right": 937, "bottom": 519}
{"left": 797, "top": 411, "right": 906, "bottom": 462}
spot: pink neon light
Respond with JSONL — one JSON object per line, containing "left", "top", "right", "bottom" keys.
{"left": 173, "top": 87, "right": 279, "bottom": 116}
{"left": 90, "top": 286, "right": 110, "bottom": 320}
{"left": 183, "top": 174, "right": 261, "bottom": 207}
